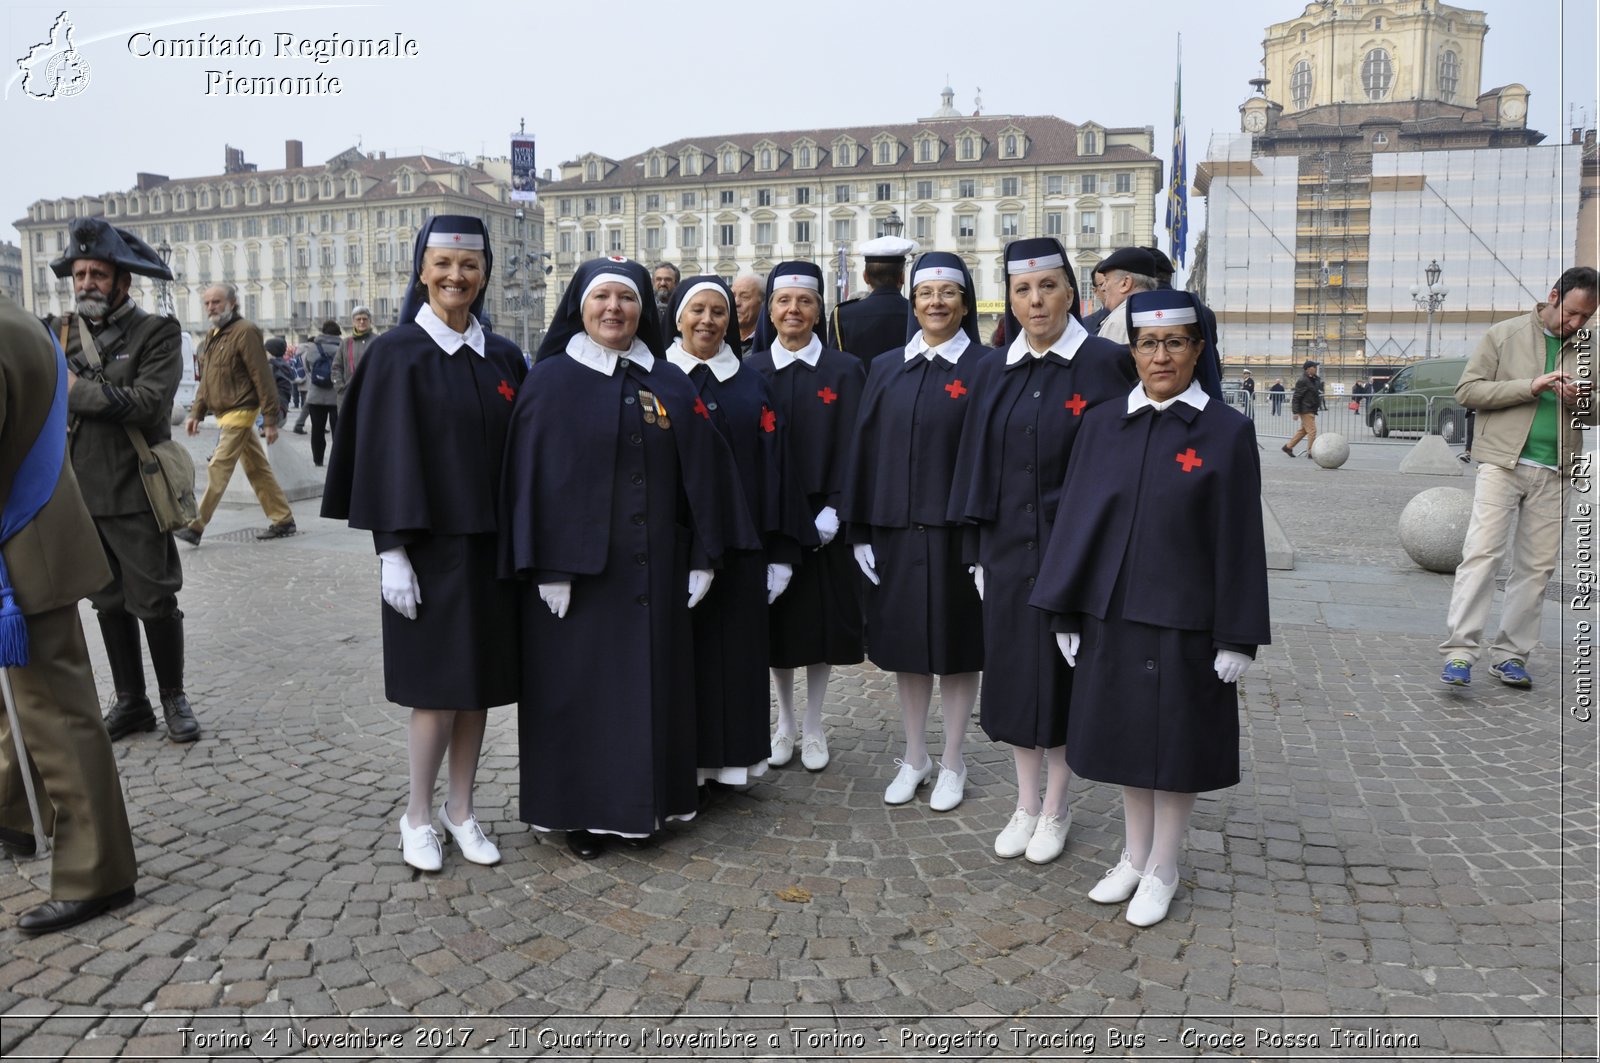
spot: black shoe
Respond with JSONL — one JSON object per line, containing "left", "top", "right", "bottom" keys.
{"left": 565, "top": 830, "right": 606, "bottom": 860}
{"left": 174, "top": 526, "right": 202, "bottom": 546}
{"left": 1281, "top": 445, "right": 1294, "bottom": 457}
{"left": 256, "top": 521, "right": 297, "bottom": 540}
{"left": 292, "top": 427, "right": 307, "bottom": 435}
{"left": 18, "top": 886, "right": 136, "bottom": 935}
{"left": 0, "top": 826, "right": 37, "bottom": 857}
{"left": 160, "top": 691, "right": 202, "bottom": 743}
{"left": 103, "top": 694, "right": 157, "bottom": 739}
{"left": 1457, "top": 451, "right": 1472, "bottom": 463}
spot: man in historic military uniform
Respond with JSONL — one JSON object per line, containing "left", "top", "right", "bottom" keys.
{"left": 829, "top": 234, "right": 916, "bottom": 369}
{"left": 1, "top": 293, "right": 140, "bottom": 934}
{"left": 44, "top": 218, "right": 201, "bottom": 744}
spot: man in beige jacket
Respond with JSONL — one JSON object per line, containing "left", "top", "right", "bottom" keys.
{"left": 1441, "top": 267, "right": 1598, "bottom": 688}
{"left": 177, "top": 284, "right": 295, "bottom": 544}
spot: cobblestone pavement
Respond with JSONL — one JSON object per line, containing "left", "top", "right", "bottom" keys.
{"left": 0, "top": 434, "right": 1595, "bottom": 1061}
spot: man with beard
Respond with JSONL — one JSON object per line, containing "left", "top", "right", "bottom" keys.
{"left": 331, "top": 304, "right": 379, "bottom": 410}
{"left": 177, "top": 284, "right": 296, "bottom": 544}
{"left": 44, "top": 218, "right": 201, "bottom": 743}
{"left": 653, "top": 262, "right": 680, "bottom": 321}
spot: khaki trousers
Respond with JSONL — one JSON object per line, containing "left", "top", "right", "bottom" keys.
{"left": 1440, "top": 462, "right": 1563, "bottom": 665}
{"left": 0, "top": 605, "right": 138, "bottom": 900}
{"left": 194, "top": 412, "right": 293, "bottom": 528}
{"left": 1286, "top": 412, "right": 1318, "bottom": 451}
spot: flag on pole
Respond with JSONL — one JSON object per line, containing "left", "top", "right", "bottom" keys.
{"left": 836, "top": 243, "right": 850, "bottom": 307}
{"left": 1165, "top": 35, "right": 1188, "bottom": 269}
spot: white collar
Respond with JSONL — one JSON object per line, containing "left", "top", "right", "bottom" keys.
{"left": 1125, "top": 377, "right": 1211, "bottom": 414}
{"left": 1005, "top": 317, "right": 1088, "bottom": 366}
{"left": 415, "top": 303, "right": 485, "bottom": 357}
{"left": 770, "top": 334, "right": 822, "bottom": 370}
{"left": 565, "top": 332, "right": 655, "bottom": 375}
{"left": 905, "top": 329, "right": 971, "bottom": 363}
{"left": 666, "top": 340, "right": 739, "bottom": 382}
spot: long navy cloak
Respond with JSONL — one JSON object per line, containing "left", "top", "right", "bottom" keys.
{"left": 677, "top": 360, "right": 811, "bottom": 775}
{"left": 743, "top": 345, "right": 867, "bottom": 667}
{"left": 946, "top": 337, "right": 1136, "bottom": 747}
{"left": 841, "top": 343, "right": 994, "bottom": 675}
{"left": 321, "top": 322, "right": 526, "bottom": 710}
{"left": 502, "top": 351, "right": 754, "bottom": 834}
{"left": 1028, "top": 396, "right": 1270, "bottom": 791}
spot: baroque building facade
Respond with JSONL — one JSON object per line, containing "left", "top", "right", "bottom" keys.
{"left": 541, "top": 88, "right": 1163, "bottom": 330}
{"left": 16, "top": 141, "right": 543, "bottom": 349}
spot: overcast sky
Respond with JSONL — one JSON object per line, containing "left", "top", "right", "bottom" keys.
{"left": 3, "top": 0, "right": 1594, "bottom": 256}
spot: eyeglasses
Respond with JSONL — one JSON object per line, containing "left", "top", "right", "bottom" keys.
{"left": 1133, "top": 337, "right": 1196, "bottom": 354}
{"left": 914, "top": 286, "right": 963, "bottom": 302}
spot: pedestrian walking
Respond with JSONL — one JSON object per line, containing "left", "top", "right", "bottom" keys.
{"left": 1282, "top": 360, "right": 1324, "bottom": 457}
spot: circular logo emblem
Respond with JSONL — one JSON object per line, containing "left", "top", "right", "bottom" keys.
{"left": 44, "top": 49, "right": 90, "bottom": 98}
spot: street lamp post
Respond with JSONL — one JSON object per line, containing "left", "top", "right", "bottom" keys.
{"left": 1410, "top": 259, "right": 1449, "bottom": 359}
{"left": 515, "top": 208, "right": 529, "bottom": 354}
{"left": 882, "top": 208, "right": 904, "bottom": 239}
{"left": 155, "top": 239, "right": 175, "bottom": 318}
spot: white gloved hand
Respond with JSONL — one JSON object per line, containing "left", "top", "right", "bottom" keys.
{"left": 853, "top": 543, "right": 880, "bottom": 585}
{"left": 766, "top": 562, "right": 793, "bottom": 604}
{"left": 1214, "top": 649, "right": 1252, "bottom": 684}
{"left": 1056, "top": 632, "right": 1080, "bottom": 667}
{"left": 378, "top": 547, "right": 421, "bottom": 620}
{"left": 973, "top": 564, "right": 985, "bottom": 601}
{"left": 687, "top": 568, "right": 714, "bottom": 608}
{"left": 538, "top": 581, "right": 571, "bottom": 619}
{"left": 814, "top": 505, "right": 840, "bottom": 546}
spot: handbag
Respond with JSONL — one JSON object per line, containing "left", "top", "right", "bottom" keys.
{"left": 1347, "top": 400, "right": 1360, "bottom": 411}
{"left": 65, "top": 317, "right": 199, "bottom": 533}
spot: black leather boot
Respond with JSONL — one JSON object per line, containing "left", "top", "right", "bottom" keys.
{"left": 97, "top": 611, "right": 155, "bottom": 739}
{"left": 144, "top": 613, "right": 201, "bottom": 744}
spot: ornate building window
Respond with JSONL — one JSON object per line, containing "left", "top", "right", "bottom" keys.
{"left": 1291, "top": 60, "right": 1313, "bottom": 108}
{"left": 1362, "top": 48, "right": 1392, "bottom": 100}
{"left": 1438, "top": 49, "right": 1459, "bottom": 102}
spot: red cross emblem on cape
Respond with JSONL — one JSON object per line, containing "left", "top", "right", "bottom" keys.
{"left": 817, "top": 386, "right": 837, "bottom": 405}
{"left": 693, "top": 397, "right": 710, "bottom": 420}
{"left": 497, "top": 380, "right": 515, "bottom": 402}
{"left": 760, "top": 405, "right": 776, "bottom": 433}
{"left": 1176, "top": 448, "right": 1203, "bottom": 473}
{"left": 945, "top": 379, "right": 968, "bottom": 399}
{"left": 1063, "top": 393, "right": 1086, "bottom": 416}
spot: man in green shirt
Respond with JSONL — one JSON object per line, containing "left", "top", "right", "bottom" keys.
{"left": 1441, "top": 267, "right": 1598, "bottom": 688}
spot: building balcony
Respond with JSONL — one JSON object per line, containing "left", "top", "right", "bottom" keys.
{"left": 1077, "top": 234, "right": 1101, "bottom": 250}
{"left": 792, "top": 242, "right": 813, "bottom": 258}
{"left": 556, "top": 251, "right": 576, "bottom": 266}
{"left": 955, "top": 235, "right": 977, "bottom": 250}
{"left": 716, "top": 244, "right": 737, "bottom": 257}
{"left": 754, "top": 243, "right": 774, "bottom": 259}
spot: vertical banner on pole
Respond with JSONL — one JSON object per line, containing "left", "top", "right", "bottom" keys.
{"left": 511, "top": 135, "right": 537, "bottom": 204}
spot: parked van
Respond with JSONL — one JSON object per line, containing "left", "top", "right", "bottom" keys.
{"left": 1366, "top": 357, "right": 1470, "bottom": 443}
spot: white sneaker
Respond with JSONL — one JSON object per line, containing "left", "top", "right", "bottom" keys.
{"left": 769, "top": 732, "right": 795, "bottom": 767}
{"left": 884, "top": 757, "right": 934, "bottom": 805}
{"left": 928, "top": 765, "right": 967, "bottom": 812}
{"left": 1024, "top": 810, "right": 1071, "bottom": 864}
{"left": 1087, "top": 851, "right": 1143, "bottom": 904}
{"left": 800, "top": 732, "right": 830, "bottom": 771}
{"left": 439, "top": 804, "right": 501, "bottom": 866}
{"left": 994, "top": 808, "right": 1040, "bottom": 858}
{"left": 398, "top": 813, "right": 442, "bottom": 872}
{"left": 1126, "top": 872, "right": 1180, "bottom": 927}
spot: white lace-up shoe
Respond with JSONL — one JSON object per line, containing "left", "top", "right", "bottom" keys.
{"left": 398, "top": 813, "right": 442, "bottom": 872}
{"left": 1024, "top": 810, "right": 1071, "bottom": 864}
{"left": 994, "top": 808, "right": 1040, "bottom": 858}
{"left": 800, "top": 732, "right": 830, "bottom": 771}
{"left": 928, "top": 765, "right": 967, "bottom": 812}
{"left": 1087, "top": 851, "right": 1143, "bottom": 904}
{"left": 439, "top": 804, "right": 501, "bottom": 866}
{"left": 884, "top": 758, "right": 934, "bottom": 805}
{"left": 769, "top": 732, "right": 796, "bottom": 767}
{"left": 1126, "top": 872, "right": 1180, "bottom": 927}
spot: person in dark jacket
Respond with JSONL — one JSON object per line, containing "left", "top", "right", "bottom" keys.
{"left": 266, "top": 338, "right": 296, "bottom": 420}
{"left": 829, "top": 235, "right": 915, "bottom": 370}
{"left": 1283, "top": 360, "right": 1325, "bottom": 457}
{"left": 1031, "top": 288, "right": 1269, "bottom": 927}
{"left": 1268, "top": 378, "right": 1286, "bottom": 415}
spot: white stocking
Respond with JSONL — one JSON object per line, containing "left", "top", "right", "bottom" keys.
{"left": 1042, "top": 745, "right": 1072, "bottom": 818}
{"left": 1013, "top": 746, "right": 1044, "bottom": 816}
{"left": 937, "top": 672, "right": 978, "bottom": 771}
{"left": 444, "top": 711, "right": 487, "bottom": 823}
{"left": 1122, "top": 786, "right": 1155, "bottom": 869}
{"left": 771, "top": 667, "right": 797, "bottom": 738}
{"left": 895, "top": 672, "right": 934, "bottom": 767}
{"left": 802, "top": 663, "right": 830, "bottom": 737}
{"left": 1146, "top": 790, "right": 1198, "bottom": 886}
{"left": 406, "top": 708, "right": 453, "bottom": 828}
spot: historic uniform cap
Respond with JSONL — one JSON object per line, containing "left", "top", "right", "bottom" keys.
{"left": 1126, "top": 288, "right": 1199, "bottom": 328}
{"left": 50, "top": 217, "right": 173, "bottom": 280}
{"left": 857, "top": 234, "right": 917, "bottom": 263}
{"left": 1096, "top": 246, "right": 1162, "bottom": 279}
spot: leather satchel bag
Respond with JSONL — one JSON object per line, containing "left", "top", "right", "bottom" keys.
{"left": 65, "top": 317, "right": 199, "bottom": 533}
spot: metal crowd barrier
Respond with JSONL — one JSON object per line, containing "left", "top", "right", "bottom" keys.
{"left": 1247, "top": 393, "right": 1468, "bottom": 445}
